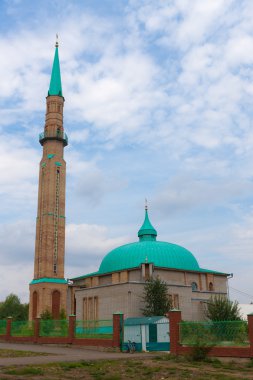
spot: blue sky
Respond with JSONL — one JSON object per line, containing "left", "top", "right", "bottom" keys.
{"left": 1, "top": 0, "right": 253, "bottom": 304}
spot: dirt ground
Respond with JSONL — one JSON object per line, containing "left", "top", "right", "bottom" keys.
{"left": 0, "top": 355, "right": 253, "bottom": 380}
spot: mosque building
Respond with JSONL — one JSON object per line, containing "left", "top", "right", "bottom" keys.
{"left": 29, "top": 42, "right": 229, "bottom": 321}
{"left": 69, "top": 205, "right": 228, "bottom": 321}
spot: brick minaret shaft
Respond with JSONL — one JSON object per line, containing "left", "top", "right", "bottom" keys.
{"left": 34, "top": 96, "right": 66, "bottom": 279}
{"left": 29, "top": 41, "right": 68, "bottom": 320}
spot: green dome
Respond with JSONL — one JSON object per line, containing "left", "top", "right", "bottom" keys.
{"left": 98, "top": 208, "right": 200, "bottom": 274}
{"left": 98, "top": 240, "right": 200, "bottom": 273}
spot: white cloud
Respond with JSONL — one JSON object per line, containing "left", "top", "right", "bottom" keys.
{"left": 1, "top": 0, "right": 253, "bottom": 304}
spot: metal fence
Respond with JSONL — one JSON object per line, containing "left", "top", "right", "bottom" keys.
{"left": 39, "top": 320, "right": 69, "bottom": 337}
{"left": 0, "top": 320, "right": 6, "bottom": 335}
{"left": 75, "top": 319, "right": 113, "bottom": 339}
{"left": 11, "top": 321, "right": 34, "bottom": 337}
{"left": 180, "top": 320, "right": 249, "bottom": 347}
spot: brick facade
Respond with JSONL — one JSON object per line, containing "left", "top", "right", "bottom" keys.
{"left": 72, "top": 267, "right": 227, "bottom": 321}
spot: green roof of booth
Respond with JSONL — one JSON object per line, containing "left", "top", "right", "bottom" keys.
{"left": 71, "top": 208, "right": 228, "bottom": 281}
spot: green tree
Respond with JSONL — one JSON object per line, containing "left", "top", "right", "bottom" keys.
{"left": 142, "top": 276, "right": 172, "bottom": 316}
{"left": 0, "top": 294, "right": 28, "bottom": 320}
{"left": 205, "top": 295, "right": 242, "bottom": 321}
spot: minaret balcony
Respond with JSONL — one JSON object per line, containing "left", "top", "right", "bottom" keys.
{"left": 39, "top": 131, "right": 68, "bottom": 146}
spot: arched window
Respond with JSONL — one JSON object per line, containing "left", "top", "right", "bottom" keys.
{"left": 52, "top": 290, "right": 61, "bottom": 319}
{"left": 32, "top": 291, "right": 38, "bottom": 319}
{"left": 191, "top": 282, "right": 198, "bottom": 291}
{"left": 209, "top": 282, "right": 214, "bottom": 291}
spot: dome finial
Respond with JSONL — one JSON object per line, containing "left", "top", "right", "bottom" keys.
{"left": 55, "top": 33, "right": 59, "bottom": 48}
{"left": 138, "top": 202, "right": 157, "bottom": 241}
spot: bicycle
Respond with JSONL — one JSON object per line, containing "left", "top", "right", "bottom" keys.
{"left": 127, "top": 340, "right": 136, "bottom": 353}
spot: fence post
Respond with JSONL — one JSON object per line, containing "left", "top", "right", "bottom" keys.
{"left": 113, "top": 312, "right": 124, "bottom": 349}
{"left": 6, "top": 317, "right": 13, "bottom": 341}
{"left": 34, "top": 317, "right": 41, "bottom": 343}
{"left": 247, "top": 313, "right": 253, "bottom": 358}
{"left": 169, "top": 309, "right": 182, "bottom": 355}
{"left": 68, "top": 315, "right": 76, "bottom": 344}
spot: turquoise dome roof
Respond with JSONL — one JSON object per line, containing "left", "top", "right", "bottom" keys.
{"left": 99, "top": 240, "right": 200, "bottom": 273}
{"left": 71, "top": 207, "right": 228, "bottom": 281}
{"left": 98, "top": 208, "right": 200, "bottom": 274}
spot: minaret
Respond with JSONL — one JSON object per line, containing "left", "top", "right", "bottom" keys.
{"left": 29, "top": 39, "right": 68, "bottom": 320}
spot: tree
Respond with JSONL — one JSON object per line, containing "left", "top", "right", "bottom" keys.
{"left": 142, "top": 276, "right": 172, "bottom": 316}
{"left": 0, "top": 294, "right": 28, "bottom": 320}
{"left": 205, "top": 295, "right": 242, "bottom": 321}
{"left": 40, "top": 309, "right": 53, "bottom": 320}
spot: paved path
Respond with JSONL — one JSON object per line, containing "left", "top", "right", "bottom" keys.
{"left": 0, "top": 342, "right": 151, "bottom": 366}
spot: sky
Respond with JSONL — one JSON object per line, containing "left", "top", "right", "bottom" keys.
{"left": 0, "top": 0, "right": 253, "bottom": 304}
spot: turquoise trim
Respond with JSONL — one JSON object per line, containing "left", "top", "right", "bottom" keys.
{"left": 30, "top": 277, "right": 67, "bottom": 285}
{"left": 70, "top": 272, "right": 99, "bottom": 281}
{"left": 55, "top": 161, "right": 62, "bottom": 166}
{"left": 47, "top": 154, "right": 55, "bottom": 159}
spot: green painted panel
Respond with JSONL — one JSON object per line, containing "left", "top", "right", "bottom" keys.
{"left": 30, "top": 277, "right": 67, "bottom": 285}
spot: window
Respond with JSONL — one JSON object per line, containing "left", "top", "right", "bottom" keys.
{"left": 83, "top": 296, "right": 98, "bottom": 321}
{"left": 83, "top": 298, "right": 87, "bottom": 320}
{"left": 191, "top": 282, "right": 198, "bottom": 291}
{"left": 209, "top": 282, "right": 214, "bottom": 291}
{"left": 52, "top": 290, "right": 60, "bottom": 319}
{"left": 145, "top": 264, "right": 150, "bottom": 280}
{"left": 173, "top": 294, "right": 179, "bottom": 309}
{"left": 169, "top": 294, "right": 179, "bottom": 309}
{"left": 32, "top": 291, "right": 38, "bottom": 320}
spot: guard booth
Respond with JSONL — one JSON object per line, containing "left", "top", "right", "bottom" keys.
{"left": 123, "top": 316, "right": 170, "bottom": 351}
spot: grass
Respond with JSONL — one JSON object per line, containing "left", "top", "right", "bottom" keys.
{"left": 4, "top": 367, "right": 44, "bottom": 376}
{"left": 0, "top": 348, "right": 49, "bottom": 358}
{"left": 1, "top": 355, "right": 253, "bottom": 379}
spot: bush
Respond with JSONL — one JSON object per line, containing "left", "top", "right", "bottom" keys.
{"left": 205, "top": 296, "right": 242, "bottom": 321}
{"left": 188, "top": 337, "right": 213, "bottom": 361}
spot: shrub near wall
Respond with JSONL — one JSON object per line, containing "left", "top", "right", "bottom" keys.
{"left": 180, "top": 320, "right": 249, "bottom": 347}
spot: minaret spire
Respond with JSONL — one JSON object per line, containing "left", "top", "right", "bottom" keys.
{"left": 48, "top": 36, "right": 63, "bottom": 97}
